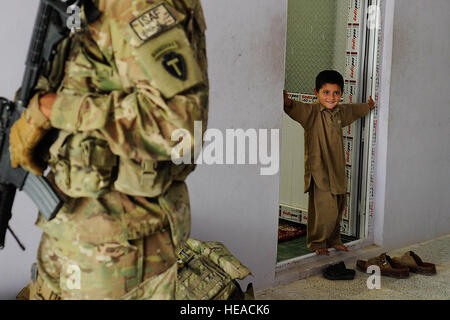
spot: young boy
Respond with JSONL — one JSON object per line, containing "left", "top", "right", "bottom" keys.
{"left": 283, "top": 70, "right": 375, "bottom": 256}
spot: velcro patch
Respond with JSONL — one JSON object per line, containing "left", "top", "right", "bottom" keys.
{"left": 129, "top": 3, "right": 177, "bottom": 41}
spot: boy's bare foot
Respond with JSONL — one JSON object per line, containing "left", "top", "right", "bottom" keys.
{"left": 315, "top": 249, "right": 330, "bottom": 256}
{"left": 332, "top": 244, "right": 349, "bottom": 252}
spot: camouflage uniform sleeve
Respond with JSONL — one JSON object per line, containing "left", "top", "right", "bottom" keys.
{"left": 50, "top": 0, "right": 208, "bottom": 162}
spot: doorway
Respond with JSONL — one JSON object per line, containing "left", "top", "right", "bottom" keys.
{"left": 277, "top": 0, "right": 381, "bottom": 262}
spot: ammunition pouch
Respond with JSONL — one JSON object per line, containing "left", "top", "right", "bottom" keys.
{"left": 114, "top": 158, "right": 196, "bottom": 198}
{"left": 114, "top": 158, "right": 171, "bottom": 197}
{"left": 176, "top": 238, "right": 254, "bottom": 300}
{"left": 49, "top": 132, "right": 117, "bottom": 198}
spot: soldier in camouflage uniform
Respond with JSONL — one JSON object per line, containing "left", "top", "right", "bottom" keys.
{"left": 10, "top": 0, "right": 208, "bottom": 300}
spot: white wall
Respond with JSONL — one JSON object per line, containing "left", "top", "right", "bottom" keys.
{"left": 188, "top": 0, "right": 287, "bottom": 290}
{"left": 0, "top": 0, "right": 42, "bottom": 300}
{"left": 0, "top": 0, "right": 288, "bottom": 298}
{"left": 380, "top": 0, "right": 450, "bottom": 249}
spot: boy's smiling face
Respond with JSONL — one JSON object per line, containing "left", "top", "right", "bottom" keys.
{"left": 314, "top": 83, "right": 342, "bottom": 110}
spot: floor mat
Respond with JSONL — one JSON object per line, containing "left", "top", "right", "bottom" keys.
{"left": 277, "top": 233, "right": 355, "bottom": 262}
{"left": 278, "top": 220, "right": 307, "bottom": 242}
{"left": 277, "top": 235, "right": 310, "bottom": 262}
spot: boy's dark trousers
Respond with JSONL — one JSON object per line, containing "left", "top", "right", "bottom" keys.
{"left": 306, "top": 178, "right": 347, "bottom": 250}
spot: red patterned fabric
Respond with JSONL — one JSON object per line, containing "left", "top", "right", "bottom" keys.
{"left": 278, "top": 220, "right": 306, "bottom": 242}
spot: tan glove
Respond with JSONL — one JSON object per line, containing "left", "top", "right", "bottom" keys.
{"left": 10, "top": 94, "right": 52, "bottom": 176}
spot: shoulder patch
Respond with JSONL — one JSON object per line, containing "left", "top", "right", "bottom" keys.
{"left": 129, "top": 3, "right": 177, "bottom": 41}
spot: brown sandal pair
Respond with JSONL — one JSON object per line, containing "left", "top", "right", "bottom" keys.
{"left": 356, "top": 251, "right": 436, "bottom": 278}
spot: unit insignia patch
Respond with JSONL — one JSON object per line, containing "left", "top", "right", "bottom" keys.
{"left": 130, "top": 3, "right": 177, "bottom": 41}
{"left": 162, "top": 51, "right": 187, "bottom": 80}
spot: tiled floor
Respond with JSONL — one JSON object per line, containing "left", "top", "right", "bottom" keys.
{"left": 258, "top": 234, "right": 450, "bottom": 300}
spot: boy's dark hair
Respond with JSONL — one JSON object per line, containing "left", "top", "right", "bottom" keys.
{"left": 315, "top": 70, "right": 344, "bottom": 93}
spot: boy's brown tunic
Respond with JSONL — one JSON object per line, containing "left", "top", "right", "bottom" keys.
{"left": 285, "top": 101, "right": 370, "bottom": 195}
{"left": 285, "top": 100, "right": 370, "bottom": 249}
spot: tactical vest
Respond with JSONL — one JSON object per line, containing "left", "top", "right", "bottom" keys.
{"left": 44, "top": 0, "right": 206, "bottom": 199}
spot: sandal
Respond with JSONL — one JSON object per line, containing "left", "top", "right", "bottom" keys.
{"left": 391, "top": 251, "right": 436, "bottom": 275}
{"left": 356, "top": 253, "right": 409, "bottom": 278}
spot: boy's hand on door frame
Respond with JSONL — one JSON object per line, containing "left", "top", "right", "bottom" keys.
{"left": 283, "top": 90, "right": 293, "bottom": 111}
{"left": 368, "top": 96, "right": 375, "bottom": 110}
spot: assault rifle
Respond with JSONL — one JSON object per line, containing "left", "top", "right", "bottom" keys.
{"left": 0, "top": 0, "right": 101, "bottom": 250}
